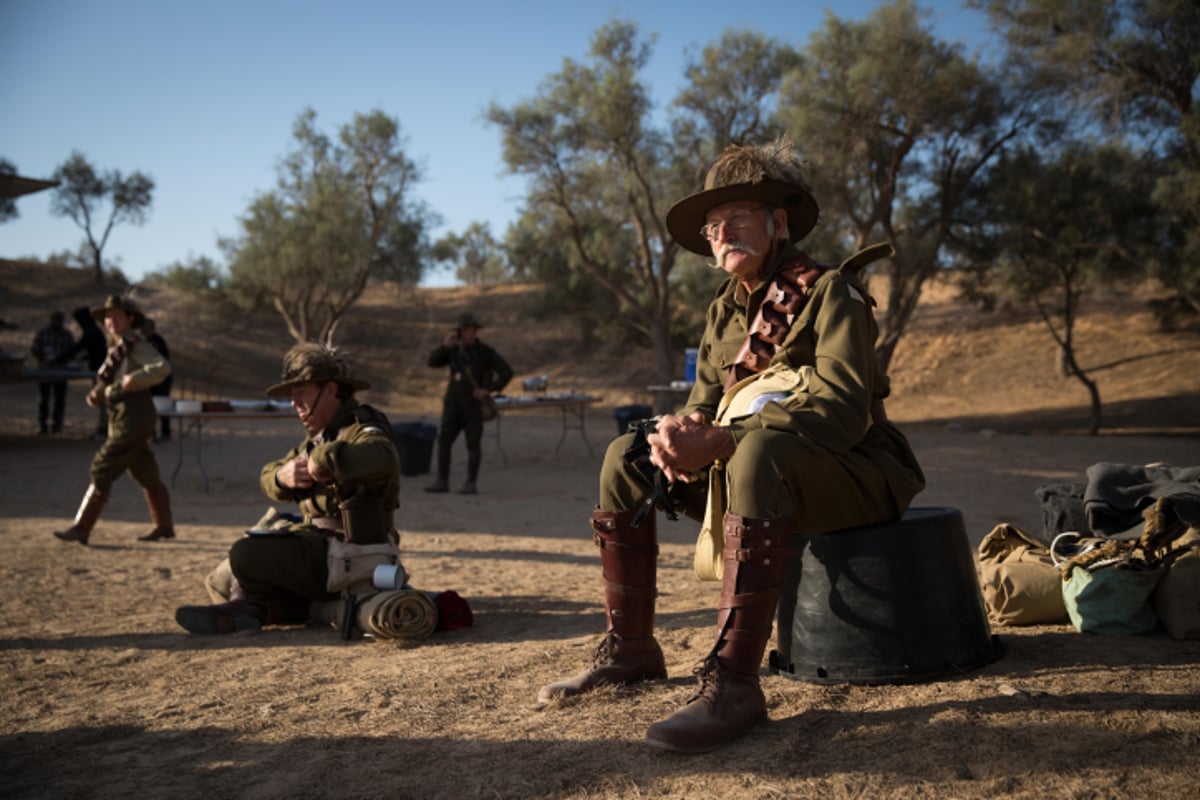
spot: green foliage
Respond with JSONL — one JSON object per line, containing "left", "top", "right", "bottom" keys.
{"left": 433, "top": 222, "right": 511, "bottom": 285}
{"left": 224, "top": 108, "right": 434, "bottom": 345}
{"left": 777, "top": 0, "right": 1027, "bottom": 372}
{"left": 975, "top": 0, "right": 1200, "bottom": 317}
{"left": 488, "top": 20, "right": 795, "bottom": 381}
{"left": 982, "top": 140, "right": 1156, "bottom": 433}
{"left": 49, "top": 151, "right": 154, "bottom": 284}
{"left": 671, "top": 29, "right": 800, "bottom": 169}
{"left": 144, "top": 254, "right": 226, "bottom": 292}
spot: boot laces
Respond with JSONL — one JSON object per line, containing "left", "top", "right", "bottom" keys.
{"left": 689, "top": 655, "right": 725, "bottom": 708}
{"left": 590, "top": 630, "right": 619, "bottom": 666}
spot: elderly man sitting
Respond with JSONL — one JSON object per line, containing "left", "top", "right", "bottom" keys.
{"left": 537, "top": 139, "right": 925, "bottom": 753}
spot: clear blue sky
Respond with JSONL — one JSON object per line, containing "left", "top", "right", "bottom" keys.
{"left": 0, "top": 0, "right": 991, "bottom": 286}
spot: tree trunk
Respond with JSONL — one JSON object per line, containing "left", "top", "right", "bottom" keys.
{"left": 1061, "top": 343, "right": 1103, "bottom": 435}
{"left": 1075, "top": 369, "right": 1103, "bottom": 435}
{"left": 649, "top": 314, "right": 675, "bottom": 388}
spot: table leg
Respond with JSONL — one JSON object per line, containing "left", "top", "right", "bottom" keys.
{"left": 554, "top": 404, "right": 593, "bottom": 456}
{"left": 170, "top": 419, "right": 186, "bottom": 488}
{"left": 488, "top": 414, "right": 508, "bottom": 467}
{"left": 170, "top": 417, "right": 210, "bottom": 492}
{"left": 192, "top": 418, "right": 210, "bottom": 492}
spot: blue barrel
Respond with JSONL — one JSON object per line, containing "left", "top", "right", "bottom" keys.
{"left": 684, "top": 348, "right": 699, "bottom": 383}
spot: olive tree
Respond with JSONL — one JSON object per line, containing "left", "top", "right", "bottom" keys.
{"left": 975, "top": 0, "right": 1200, "bottom": 319}
{"left": 777, "top": 0, "right": 1029, "bottom": 373}
{"left": 984, "top": 141, "right": 1157, "bottom": 434}
{"left": 225, "top": 109, "right": 432, "bottom": 345}
{"left": 432, "top": 222, "right": 511, "bottom": 285}
{"left": 49, "top": 151, "right": 154, "bottom": 284}
{"left": 487, "top": 21, "right": 794, "bottom": 382}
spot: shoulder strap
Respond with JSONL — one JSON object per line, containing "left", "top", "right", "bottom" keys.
{"left": 838, "top": 242, "right": 894, "bottom": 276}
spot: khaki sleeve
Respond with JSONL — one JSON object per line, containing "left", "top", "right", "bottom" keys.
{"left": 309, "top": 423, "right": 399, "bottom": 491}
{"left": 123, "top": 338, "right": 171, "bottom": 391}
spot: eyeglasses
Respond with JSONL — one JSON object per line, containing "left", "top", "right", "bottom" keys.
{"left": 700, "top": 206, "right": 770, "bottom": 241}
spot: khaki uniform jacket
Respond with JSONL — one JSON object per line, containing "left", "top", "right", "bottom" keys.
{"left": 100, "top": 331, "right": 170, "bottom": 404}
{"left": 259, "top": 400, "right": 400, "bottom": 522}
{"left": 681, "top": 241, "right": 924, "bottom": 514}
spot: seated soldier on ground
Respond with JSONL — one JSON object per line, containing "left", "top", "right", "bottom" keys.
{"left": 175, "top": 342, "right": 400, "bottom": 634}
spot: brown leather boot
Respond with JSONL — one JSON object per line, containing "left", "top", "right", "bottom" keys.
{"left": 139, "top": 484, "right": 176, "bottom": 541}
{"left": 53, "top": 485, "right": 109, "bottom": 545}
{"left": 537, "top": 507, "right": 667, "bottom": 705}
{"left": 174, "top": 600, "right": 265, "bottom": 634}
{"left": 644, "top": 513, "right": 794, "bottom": 753}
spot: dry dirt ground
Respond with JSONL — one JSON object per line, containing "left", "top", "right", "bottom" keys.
{"left": 1, "top": 261, "right": 1199, "bottom": 799}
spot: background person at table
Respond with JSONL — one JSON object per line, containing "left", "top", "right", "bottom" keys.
{"left": 30, "top": 309, "right": 75, "bottom": 435}
{"left": 537, "top": 139, "right": 925, "bottom": 754}
{"left": 141, "top": 317, "right": 173, "bottom": 443}
{"left": 174, "top": 342, "right": 400, "bottom": 635}
{"left": 425, "top": 311, "right": 512, "bottom": 495}
{"left": 70, "top": 305, "right": 109, "bottom": 440}
{"left": 53, "top": 294, "right": 175, "bottom": 545}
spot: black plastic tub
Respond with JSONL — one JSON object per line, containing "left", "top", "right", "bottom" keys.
{"left": 769, "top": 506, "right": 1001, "bottom": 685}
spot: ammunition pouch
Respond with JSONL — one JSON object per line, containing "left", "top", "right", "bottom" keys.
{"left": 338, "top": 493, "right": 392, "bottom": 545}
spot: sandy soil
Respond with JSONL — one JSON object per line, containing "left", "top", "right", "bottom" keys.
{"left": 2, "top": 412, "right": 1198, "bottom": 799}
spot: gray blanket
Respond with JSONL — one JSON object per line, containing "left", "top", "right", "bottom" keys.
{"left": 1084, "top": 462, "right": 1200, "bottom": 539}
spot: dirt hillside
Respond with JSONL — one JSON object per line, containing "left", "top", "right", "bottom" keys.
{"left": 2, "top": 258, "right": 1198, "bottom": 435}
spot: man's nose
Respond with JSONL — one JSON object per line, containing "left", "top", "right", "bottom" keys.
{"left": 712, "top": 221, "right": 739, "bottom": 241}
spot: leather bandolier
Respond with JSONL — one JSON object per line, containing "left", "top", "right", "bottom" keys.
{"left": 724, "top": 245, "right": 891, "bottom": 424}
{"left": 723, "top": 253, "right": 827, "bottom": 392}
{"left": 96, "top": 336, "right": 132, "bottom": 385}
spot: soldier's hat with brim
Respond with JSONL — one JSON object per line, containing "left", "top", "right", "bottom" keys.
{"left": 666, "top": 139, "right": 820, "bottom": 256}
{"left": 90, "top": 294, "right": 145, "bottom": 327}
{"left": 265, "top": 363, "right": 371, "bottom": 398}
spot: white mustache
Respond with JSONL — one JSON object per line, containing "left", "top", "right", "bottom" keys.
{"left": 715, "top": 241, "right": 761, "bottom": 268}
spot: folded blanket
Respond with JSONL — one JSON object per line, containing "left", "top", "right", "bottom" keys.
{"left": 1084, "top": 462, "right": 1200, "bottom": 538}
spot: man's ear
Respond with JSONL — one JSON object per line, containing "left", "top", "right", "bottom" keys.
{"left": 772, "top": 207, "right": 789, "bottom": 239}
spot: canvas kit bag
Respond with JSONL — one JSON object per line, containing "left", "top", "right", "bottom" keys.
{"left": 976, "top": 523, "right": 1068, "bottom": 626}
{"left": 325, "top": 538, "right": 403, "bottom": 595}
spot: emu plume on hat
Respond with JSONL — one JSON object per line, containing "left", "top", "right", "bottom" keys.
{"left": 90, "top": 294, "right": 145, "bottom": 327}
{"left": 666, "top": 138, "right": 820, "bottom": 256}
{"left": 265, "top": 342, "right": 370, "bottom": 398}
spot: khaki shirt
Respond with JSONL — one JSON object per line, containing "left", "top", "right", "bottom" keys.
{"left": 260, "top": 399, "right": 401, "bottom": 520}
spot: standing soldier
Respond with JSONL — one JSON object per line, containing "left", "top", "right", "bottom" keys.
{"left": 53, "top": 295, "right": 176, "bottom": 545}
{"left": 424, "top": 312, "right": 512, "bottom": 494}
{"left": 30, "top": 309, "right": 76, "bottom": 434}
